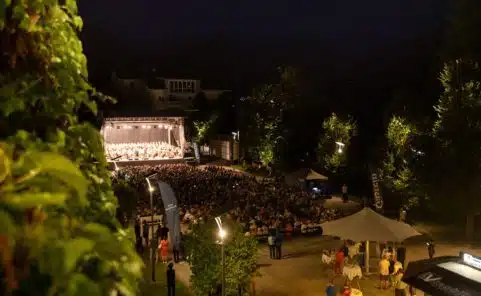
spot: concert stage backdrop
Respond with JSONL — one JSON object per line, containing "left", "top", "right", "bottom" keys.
{"left": 101, "top": 117, "right": 186, "bottom": 161}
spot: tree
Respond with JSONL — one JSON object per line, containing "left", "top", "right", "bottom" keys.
{"left": 184, "top": 219, "right": 258, "bottom": 296}
{"left": 380, "top": 116, "right": 422, "bottom": 212}
{"left": 428, "top": 61, "right": 481, "bottom": 238}
{"left": 317, "top": 113, "right": 357, "bottom": 173}
{"left": 0, "top": 2, "right": 141, "bottom": 295}
{"left": 193, "top": 114, "right": 218, "bottom": 145}
{"left": 113, "top": 178, "right": 138, "bottom": 228}
{"left": 243, "top": 66, "right": 304, "bottom": 167}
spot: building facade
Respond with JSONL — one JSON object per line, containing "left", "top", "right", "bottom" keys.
{"left": 110, "top": 74, "right": 229, "bottom": 111}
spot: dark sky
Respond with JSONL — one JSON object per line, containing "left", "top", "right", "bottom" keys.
{"left": 79, "top": 0, "right": 444, "bottom": 54}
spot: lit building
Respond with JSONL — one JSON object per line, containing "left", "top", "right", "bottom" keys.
{"left": 110, "top": 73, "right": 230, "bottom": 111}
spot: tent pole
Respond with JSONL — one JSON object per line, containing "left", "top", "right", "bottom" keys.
{"left": 365, "top": 240, "right": 370, "bottom": 274}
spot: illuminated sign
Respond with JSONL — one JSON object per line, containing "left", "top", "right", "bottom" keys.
{"left": 461, "top": 252, "right": 481, "bottom": 270}
{"left": 371, "top": 172, "right": 384, "bottom": 210}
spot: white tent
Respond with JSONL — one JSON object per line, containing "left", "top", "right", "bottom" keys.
{"left": 320, "top": 207, "right": 421, "bottom": 242}
{"left": 304, "top": 169, "right": 329, "bottom": 181}
{"left": 320, "top": 207, "right": 421, "bottom": 272}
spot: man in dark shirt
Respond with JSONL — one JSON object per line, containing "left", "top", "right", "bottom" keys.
{"left": 142, "top": 221, "right": 149, "bottom": 249}
{"left": 166, "top": 263, "right": 176, "bottom": 296}
{"left": 161, "top": 224, "right": 169, "bottom": 240}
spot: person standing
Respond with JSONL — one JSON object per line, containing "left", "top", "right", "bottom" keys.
{"left": 134, "top": 217, "right": 142, "bottom": 253}
{"left": 335, "top": 248, "right": 344, "bottom": 275}
{"left": 142, "top": 220, "right": 149, "bottom": 250}
{"left": 275, "top": 228, "right": 283, "bottom": 260}
{"left": 159, "top": 238, "right": 169, "bottom": 263}
{"left": 342, "top": 184, "right": 348, "bottom": 203}
{"left": 427, "top": 239, "right": 435, "bottom": 259}
{"left": 173, "top": 242, "right": 180, "bottom": 263}
{"left": 379, "top": 255, "right": 390, "bottom": 290}
{"left": 161, "top": 223, "right": 170, "bottom": 240}
{"left": 179, "top": 233, "right": 185, "bottom": 261}
{"left": 267, "top": 230, "right": 276, "bottom": 259}
{"left": 399, "top": 208, "right": 407, "bottom": 222}
{"left": 166, "top": 263, "right": 176, "bottom": 296}
{"left": 394, "top": 269, "right": 407, "bottom": 296}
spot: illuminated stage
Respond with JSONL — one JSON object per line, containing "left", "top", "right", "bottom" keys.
{"left": 101, "top": 117, "right": 185, "bottom": 163}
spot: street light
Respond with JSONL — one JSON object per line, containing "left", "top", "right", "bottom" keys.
{"left": 145, "top": 173, "right": 157, "bottom": 282}
{"left": 335, "top": 141, "right": 345, "bottom": 154}
{"left": 215, "top": 216, "right": 227, "bottom": 296}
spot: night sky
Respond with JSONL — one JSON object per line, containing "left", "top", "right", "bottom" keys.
{"left": 78, "top": 0, "right": 446, "bottom": 93}
{"left": 79, "top": 0, "right": 443, "bottom": 51}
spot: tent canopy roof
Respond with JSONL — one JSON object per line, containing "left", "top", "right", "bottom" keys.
{"left": 320, "top": 207, "right": 421, "bottom": 242}
{"left": 290, "top": 168, "right": 328, "bottom": 181}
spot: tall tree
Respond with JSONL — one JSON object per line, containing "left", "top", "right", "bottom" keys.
{"left": 317, "top": 113, "right": 357, "bottom": 173}
{"left": 0, "top": 2, "right": 141, "bottom": 295}
{"left": 429, "top": 61, "right": 481, "bottom": 237}
{"left": 380, "top": 116, "right": 422, "bottom": 212}
{"left": 243, "top": 66, "right": 307, "bottom": 167}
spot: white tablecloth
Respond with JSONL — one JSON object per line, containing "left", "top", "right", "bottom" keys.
{"left": 343, "top": 265, "right": 363, "bottom": 280}
{"left": 322, "top": 254, "right": 334, "bottom": 264}
{"left": 351, "top": 288, "right": 363, "bottom": 296}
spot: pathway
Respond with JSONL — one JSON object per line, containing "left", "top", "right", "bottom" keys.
{"left": 174, "top": 235, "right": 481, "bottom": 296}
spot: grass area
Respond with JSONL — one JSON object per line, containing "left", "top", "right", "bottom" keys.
{"left": 139, "top": 255, "right": 190, "bottom": 296}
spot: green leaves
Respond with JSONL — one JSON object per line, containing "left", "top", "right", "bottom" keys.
{"left": 0, "top": 144, "right": 11, "bottom": 183}
{"left": 66, "top": 274, "right": 101, "bottom": 296}
{"left": 0, "top": 1, "right": 142, "bottom": 294}
{"left": 64, "top": 238, "right": 95, "bottom": 273}
{"left": 318, "top": 113, "right": 357, "bottom": 173}
{"left": 3, "top": 192, "right": 67, "bottom": 209}
{"left": 27, "top": 151, "right": 88, "bottom": 202}
{"left": 0, "top": 210, "right": 16, "bottom": 238}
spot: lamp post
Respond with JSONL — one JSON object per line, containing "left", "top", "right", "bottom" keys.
{"left": 146, "top": 173, "right": 157, "bottom": 282}
{"left": 335, "top": 141, "right": 345, "bottom": 154}
{"left": 215, "top": 217, "right": 227, "bottom": 296}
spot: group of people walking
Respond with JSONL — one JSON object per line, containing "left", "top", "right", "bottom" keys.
{"left": 267, "top": 229, "right": 284, "bottom": 260}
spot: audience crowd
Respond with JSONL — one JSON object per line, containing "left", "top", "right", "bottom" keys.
{"left": 114, "top": 164, "right": 345, "bottom": 237}
{"left": 105, "top": 142, "right": 183, "bottom": 161}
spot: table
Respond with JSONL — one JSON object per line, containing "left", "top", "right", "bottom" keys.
{"left": 350, "top": 288, "right": 363, "bottom": 296}
{"left": 322, "top": 253, "right": 334, "bottom": 264}
{"left": 343, "top": 265, "right": 362, "bottom": 280}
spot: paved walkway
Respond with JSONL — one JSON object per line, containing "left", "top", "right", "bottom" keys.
{"left": 174, "top": 235, "right": 481, "bottom": 296}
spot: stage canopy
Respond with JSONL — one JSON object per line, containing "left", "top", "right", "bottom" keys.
{"left": 286, "top": 168, "right": 328, "bottom": 185}
{"left": 320, "top": 207, "right": 421, "bottom": 242}
{"left": 305, "top": 169, "right": 329, "bottom": 181}
{"left": 403, "top": 255, "right": 481, "bottom": 296}
{"left": 101, "top": 117, "right": 185, "bottom": 161}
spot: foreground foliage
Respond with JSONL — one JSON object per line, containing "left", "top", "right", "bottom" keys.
{"left": 0, "top": 1, "right": 141, "bottom": 295}
{"left": 184, "top": 220, "right": 257, "bottom": 296}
